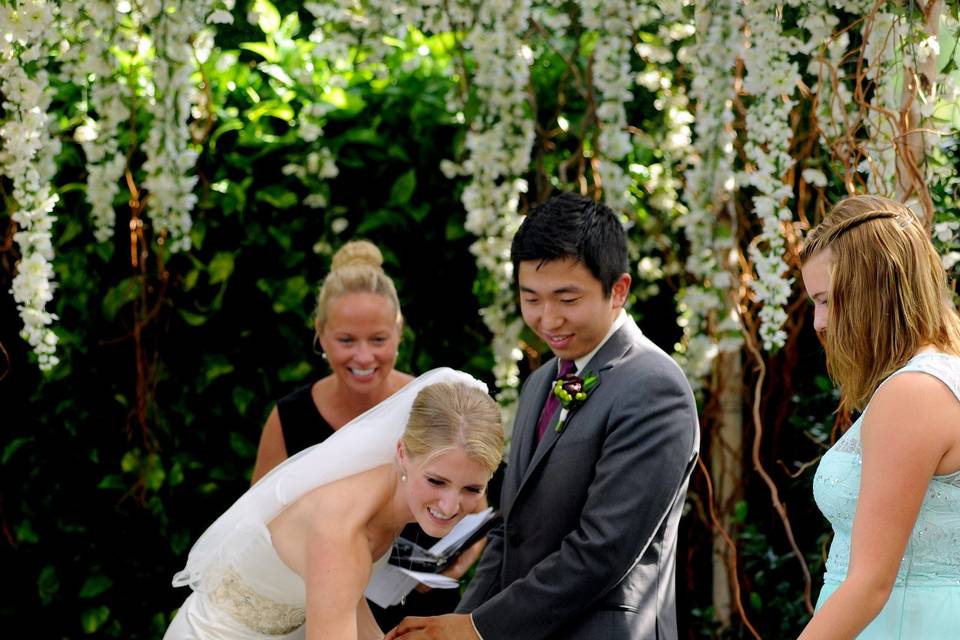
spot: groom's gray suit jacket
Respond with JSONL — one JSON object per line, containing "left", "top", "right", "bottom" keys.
{"left": 458, "top": 318, "right": 699, "bottom": 639}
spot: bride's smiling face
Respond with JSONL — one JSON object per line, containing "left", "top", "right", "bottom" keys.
{"left": 401, "top": 446, "right": 489, "bottom": 537}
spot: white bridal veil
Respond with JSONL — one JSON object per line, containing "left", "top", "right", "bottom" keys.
{"left": 171, "top": 367, "right": 488, "bottom": 592}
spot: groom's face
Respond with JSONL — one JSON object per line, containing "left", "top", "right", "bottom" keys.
{"left": 518, "top": 257, "right": 629, "bottom": 361}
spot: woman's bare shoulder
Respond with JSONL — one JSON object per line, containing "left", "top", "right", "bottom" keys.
{"left": 294, "top": 464, "right": 393, "bottom": 531}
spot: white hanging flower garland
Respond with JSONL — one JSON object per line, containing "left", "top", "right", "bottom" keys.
{"left": 740, "top": 1, "right": 800, "bottom": 353}
{"left": 629, "top": 3, "right": 696, "bottom": 302}
{"left": 578, "top": 0, "right": 634, "bottom": 211}
{"left": 138, "top": 0, "right": 214, "bottom": 253}
{"left": 677, "top": 0, "right": 741, "bottom": 381}
{"left": 59, "top": 0, "right": 131, "bottom": 244}
{"left": 1, "top": 0, "right": 61, "bottom": 370}
{"left": 455, "top": 0, "right": 535, "bottom": 420}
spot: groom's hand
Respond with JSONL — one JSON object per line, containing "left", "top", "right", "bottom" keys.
{"left": 384, "top": 614, "right": 479, "bottom": 639}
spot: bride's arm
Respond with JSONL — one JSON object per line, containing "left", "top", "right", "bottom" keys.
{"left": 304, "top": 527, "right": 373, "bottom": 640}
{"left": 356, "top": 597, "right": 384, "bottom": 640}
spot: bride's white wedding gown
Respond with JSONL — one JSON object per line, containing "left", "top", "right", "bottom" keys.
{"left": 161, "top": 368, "right": 483, "bottom": 640}
{"left": 164, "top": 525, "right": 306, "bottom": 639}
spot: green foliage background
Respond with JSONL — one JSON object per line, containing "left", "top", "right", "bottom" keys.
{"left": 0, "top": 6, "right": 499, "bottom": 637}
{"left": 8, "top": 3, "right": 953, "bottom": 638}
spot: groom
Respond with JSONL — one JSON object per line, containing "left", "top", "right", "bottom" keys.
{"left": 388, "top": 193, "right": 700, "bottom": 639}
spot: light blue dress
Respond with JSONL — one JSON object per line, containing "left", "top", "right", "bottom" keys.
{"left": 813, "top": 353, "right": 960, "bottom": 638}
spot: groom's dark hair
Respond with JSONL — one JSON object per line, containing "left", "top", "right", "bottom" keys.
{"left": 510, "top": 192, "right": 629, "bottom": 297}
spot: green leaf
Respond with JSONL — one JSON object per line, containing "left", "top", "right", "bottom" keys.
{"left": 340, "top": 127, "right": 381, "bottom": 145}
{"left": 229, "top": 432, "right": 256, "bottom": 458}
{"left": 814, "top": 374, "right": 833, "bottom": 393}
{"left": 247, "top": 100, "right": 294, "bottom": 122}
{"left": 262, "top": 276, "right": 312, "bottom": 313}
{"left": 389, "top": 169, "right": 416, "bottom": 205}
{"left": 101, "top": 277, "right": 139, "bottom": 322}
{"left": 168, "top": 461, "right": 185, "bottom": 488}
{"left": 97, "top": 475, "right": 126, "bottom": 490}
{"left": 260, "top": 63, "right": 294, "bottom": 86}
{"left": 79, "top": 575, "right": 113, "bottom": 599}
{"left": 17, "top": 519, "right": 39, "bottom": 545}
{"left": 178, "top": 309, "right": 208, "bottom": 327}
{"left": 205, "top": 357, "right": 235, "bottom": 386}
{"left": 2, "top": 437, "right": 32, "bottom": 464}
{"left": 209, "top": 119, "right": 245, "bottom": 151}
{"left": 253, "top": 0, "right": 281, "bottom": 34}
{"left": 170, "top": 530, "right": 192, "bottom": 556}
{"left": 321, "top": 87, "right": 350, "bottom": 110}
{"left": 37, "top": 565, "right": 59, "bottom": 605}
{"left": 233, "top": 387, "right": 256, "bottom": 414}
{"left": 183, "top": 268, "right": 200, "bottom": 291}
{"left": 80, "top": 606, "right": 110, "bottom": 634}
{"left": 278, "top": 360, "right": 312, "bottom": 382}
{"left": 143, "top": 456, "right": 166, "bottom": 491}
{"left": 256, "top": 185, "right": 299, "bottom": 210}
{"left": 121, "top": 450, "right": 139, "bottom": 473}
{"left": 209, "top": 252, "right": 235, "bottom": 284}
{"left": 239, "top": 41, "right": 278, "bottom": 63}
{"left": 356, "top": 209, "right": 405, "bottom": 235}
{"left": 733, "top": 500, "right": 748, "bottom": 524}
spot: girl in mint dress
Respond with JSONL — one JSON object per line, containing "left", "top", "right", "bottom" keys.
{"left": 798, "top": 195, "right": 960, "bottom": 639}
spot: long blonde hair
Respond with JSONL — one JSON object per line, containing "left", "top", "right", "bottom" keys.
{"left": 402, "top": 382, "right": 504, "bottom": 476}
{"left": 800, "top": 195, "right": 960, "bottom": 411}
{"left": 315, "top": 240, "right": 401, "bottom": 332}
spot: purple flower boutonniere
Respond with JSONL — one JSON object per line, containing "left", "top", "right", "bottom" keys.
{"left": 552, "top": 371, "right": 599, "bottom": 432}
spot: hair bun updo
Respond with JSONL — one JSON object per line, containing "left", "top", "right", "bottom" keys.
{"left": 331, "top": 240, "right": 384, "bottom": 273}
{"left": 314, "top": 239, "right": 401, "bottom": 332}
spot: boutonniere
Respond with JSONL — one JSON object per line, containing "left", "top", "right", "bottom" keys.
{"left": 552, "top": 371, "right": 598, "bottom": 432}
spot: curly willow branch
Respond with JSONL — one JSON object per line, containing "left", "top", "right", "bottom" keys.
{"left": 741, "top": 318, "right": 815, "bottom": 615}
{"left": 696, "top": 456, "right": 762, "bottom": 640}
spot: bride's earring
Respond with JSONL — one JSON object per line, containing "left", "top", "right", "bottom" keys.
{"left": 400, "top": 471, "right": 407, "bottom": 482}
{"left": 313, "top": 335, "right": 326, "bottom": 359}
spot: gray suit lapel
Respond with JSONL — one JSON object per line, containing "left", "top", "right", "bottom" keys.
{"left": 510, "top": 319, "right": 641, "bottom": 514}
{"left": 503, "top": 367, "right": 555, "bottom": 516}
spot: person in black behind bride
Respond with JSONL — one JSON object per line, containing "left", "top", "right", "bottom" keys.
{"left": 250, "top": 240, "right": 492, "bottom": 629}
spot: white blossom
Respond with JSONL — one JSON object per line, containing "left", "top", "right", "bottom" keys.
{"left": 1, "top": 0, "right": 61, "bottom": 369}
{"left": 208, "top": 9, "right": 233, "bottom": 25}
{"left": 801, "top": 168, "right": 828, "bottom": 187}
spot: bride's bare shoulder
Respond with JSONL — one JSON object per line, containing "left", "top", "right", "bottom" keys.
{"left": 295, "top": 464, "right": 394, "bottom": 527}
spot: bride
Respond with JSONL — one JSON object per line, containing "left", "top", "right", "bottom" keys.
{"left": 163, "top": 368, "right": 503, "bottom": 640}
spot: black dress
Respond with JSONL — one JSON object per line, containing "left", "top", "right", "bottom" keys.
{"left": 275, "top": 383, "right": 461, "bottom": 630}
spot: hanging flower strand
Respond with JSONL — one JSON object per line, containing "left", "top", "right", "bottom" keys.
{"left": 455, "top": 0, "right": 536, "bottom": 424}
{"left": 139, "top": 0, "right": 217, "bottom": 253}
{"left": 1, "top": 0, "right": 61, "bottom": 370}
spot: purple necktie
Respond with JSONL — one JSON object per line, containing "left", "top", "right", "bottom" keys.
{"left": 535, "top": 359, "right": 576, "bottom": 442}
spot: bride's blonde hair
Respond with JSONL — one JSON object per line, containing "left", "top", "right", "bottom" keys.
{"left": 800, "top": 195, "right": 960, "bottom": 411}
{"left": 403, "top": 382, "right": 503, "bottom": 476}
{"left": 314, "top": 240, "right": 402, "bottom": 332}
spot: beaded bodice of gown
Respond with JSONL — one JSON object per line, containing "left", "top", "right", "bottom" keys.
{"left": 813, "top": 352, "right": 960, "bottom": 588}
{"left": 210, "top": 526, "right": 307, "bottom": 633}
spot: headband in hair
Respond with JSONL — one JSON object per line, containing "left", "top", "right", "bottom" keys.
{"left": 826, "top": 209, "right": 912, "bottom": 243}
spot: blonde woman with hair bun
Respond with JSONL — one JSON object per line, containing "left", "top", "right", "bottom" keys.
{"left": 252, "top": 239, "right": 412, "bottom": 483}
{"left": 798, "top": 195, "right": 960, "bottom": 639}
{"left": 250, "top": 240, "right": 492, "bottom": 630}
